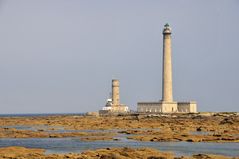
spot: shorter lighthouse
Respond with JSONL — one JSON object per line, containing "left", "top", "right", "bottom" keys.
{"left": 99, "top": 79, "right": 129, "bottom": 114}
{"left": 112, "top": 79, "right": 120, "bottom": 106}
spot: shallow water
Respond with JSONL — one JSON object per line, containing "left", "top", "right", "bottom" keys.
{"left": 0, "top": 137, "right": 238, "bottom": 157}
{"left": 0, "top": 125, "right": 238, "bottom": 157}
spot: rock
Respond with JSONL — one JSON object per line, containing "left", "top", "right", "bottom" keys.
{"left": 192, "top": 154, "right": 211, "bottom": 159}
{"left": 196, "top": 127, "right": 202, "bottom": 131}
{"left": 220, "top": 118, "right": 234, "bottom": 125}
{"left": 37, "top": 129, "right": 44, "bottom": 132}
{"left": 0, "top": 146, "right": 235, "bottom": 159}
{"left": 147, "top": 157, "right": 167, "bottom": 159}
{"left": 186, "top": 139, "right": 193, "bottom": 142}
{"left": 0, "top": 114, "right": 238, "bottom": 143}
{"left": 86, "top": 112, "right": 99, "bottom": 116}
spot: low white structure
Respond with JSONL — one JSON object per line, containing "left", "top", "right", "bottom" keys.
{"left": 100, "top": 98, "right": 129, "bottom": 113}
{"left": 177, "top": 101, "right": 197, "bottom": 113}
{"left": 137, "top": 101, "right": 196, "bottom": 113}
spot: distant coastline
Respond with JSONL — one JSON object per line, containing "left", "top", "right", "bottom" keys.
{"left": 0, "top": 113, "right": 85, "bottom": 117}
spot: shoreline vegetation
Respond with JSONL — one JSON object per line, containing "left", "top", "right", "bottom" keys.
{"left": 0, "top": 112, "right": 238, "bottom": 158}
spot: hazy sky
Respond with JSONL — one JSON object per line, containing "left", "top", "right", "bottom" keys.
{"left": 0, "top": 0, "right": 238, "bottom": 114}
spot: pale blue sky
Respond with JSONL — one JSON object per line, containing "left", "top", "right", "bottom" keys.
{"left": 0, "top": 0, "right": 238, "bottom": 113}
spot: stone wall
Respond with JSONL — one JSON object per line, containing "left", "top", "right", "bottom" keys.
{"left": 137, "top": 101, "right": 197, "bottom": 113}
{"left": 161, "top": 101, "right": 177, "bottom": 113}
{"left": 137, "top": 102, "right": 162, "bottom": 113}
{"left": 177, "top": 101, "right": 197, "bottom": 113}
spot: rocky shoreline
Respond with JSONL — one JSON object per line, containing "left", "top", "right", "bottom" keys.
{"left": 0, "top": 113, "right": 238, "bottom": 158}
{"left": 0, "top": 146, "right": 237, "bottom": 159}
{"left": 0, "top": 113, "right": 238, "bottom": 142}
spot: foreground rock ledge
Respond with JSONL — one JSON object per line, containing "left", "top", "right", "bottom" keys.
{"left": 0, "top": 146, "right": 237, "bottom": 159}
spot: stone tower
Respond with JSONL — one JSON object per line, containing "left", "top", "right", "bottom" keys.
{"left": 112, "top": 79, "right": 120, "bottom": 106}
{"left": 160, "top": 23, "right": 177, "bottom": 112}
{"left": 162, "top": 23, "right": 173, "bottom": 102}
{"left": 99, "top": 79, "right": 129, "bottom": 114}
{"left": 137, "top": 24, "right": 197, "bottom": 113}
